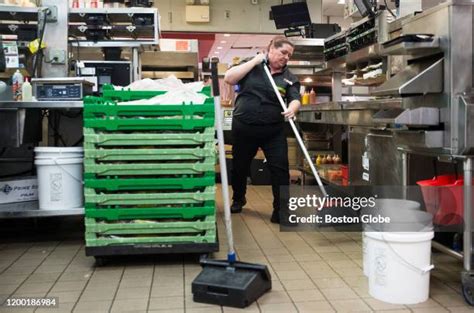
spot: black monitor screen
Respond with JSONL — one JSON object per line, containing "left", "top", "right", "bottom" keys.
{"left": 271, "top": 2, "right": 312, "bottom": 30}
{"left": 354, "top": 0, "right": 375, "bottom": 17}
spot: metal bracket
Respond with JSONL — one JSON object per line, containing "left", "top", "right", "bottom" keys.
{"left": 44, "top": 6, "right": 57, "bottom": 23}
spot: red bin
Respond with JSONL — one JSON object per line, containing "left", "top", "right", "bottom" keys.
{"left": 417, "top": 174, "right": 468, "bottom": 225}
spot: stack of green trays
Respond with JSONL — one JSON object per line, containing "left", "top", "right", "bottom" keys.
{"left": 83, "top": 85, "right": 217, "bottom": 249}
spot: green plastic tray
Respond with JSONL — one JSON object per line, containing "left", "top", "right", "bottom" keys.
{"left": 84, "top": 116, "right": 214, "bottom": 131}
{"left": 85, "top": 229, "right": 216, "bottom": 246}
{"left": 99, "top": 84, "right": 212, "bottom": 101}
{"left": 84, "top": 127, "right": 215, "bottom": 147}
{"left": 84, "top": 158, "right": 215, "bottom": 176}
{"left": 84, "top": 173, "right": 215, "bottom": 191}
{"left": 85, "top": 215, "right": 215, "bottom": 234}
{"left": 85, "top": 205, "right": 215, "bottom": 221}
{"left": 84, "top": 186, "right": 215, "bottom": 206}
{"left": 84, "top": 143, "right": 214, "bottom": 162}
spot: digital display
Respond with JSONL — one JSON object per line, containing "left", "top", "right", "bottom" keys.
{"left": 271, "top": 2, "right": 312, "bottom": 30}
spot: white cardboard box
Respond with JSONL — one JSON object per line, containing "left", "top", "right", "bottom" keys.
{"left": 0, "top": 177, "right": 38, "bottom": 204}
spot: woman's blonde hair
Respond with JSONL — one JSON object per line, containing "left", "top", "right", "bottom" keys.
{"left": 267, "top": 35, "right": 295, "bottom": 51}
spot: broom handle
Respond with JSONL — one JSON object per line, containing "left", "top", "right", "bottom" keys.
{"left": 211, "top": 58, "right": 236, "bottom": 262}
{"left": 263, "top": 63, "right": 328, "bottom": 196}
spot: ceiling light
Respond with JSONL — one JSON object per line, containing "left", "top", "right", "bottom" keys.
{"left": 304, "top": 77, "right": 313, "bottom": 83}
{"left": 224, "top": 34, "right": 231, "bottom": 37}
{"left": 217, "top": 46, "right": 223, "bottom": 49}
{"left": 337, "top": 0, "right": 345, "bottom": 4}
{"left": 220, "top": 40, "right": 227, "bottom": 44}
{"left": 214, "top": 51, "right": 220, "bottom": 54}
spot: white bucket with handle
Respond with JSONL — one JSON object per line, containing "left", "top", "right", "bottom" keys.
{"left": 362, "top": 199, "right": 421, "bottom": 276}
{"left": 34, "top": 148, "right": 83, "bottom": 210}
{"left": 366, "top": 230, "right": 434, "bottom": 304}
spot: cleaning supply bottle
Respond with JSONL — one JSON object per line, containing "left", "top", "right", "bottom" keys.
{"left": 12, "top": 70, "right": 24, "bottom": 101}
{"left": 309, "top": 88, "right": 317, "bottom": 105}
{"left": 22, "top": 77, "right": 32, "bottom": 101}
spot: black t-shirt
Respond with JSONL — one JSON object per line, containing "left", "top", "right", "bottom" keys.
{"left": 233, "top": 62, "right": 300, "bottom": 125}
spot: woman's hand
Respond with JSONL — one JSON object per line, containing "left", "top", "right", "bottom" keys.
{"left": 281, "top": 100, "right": 300, "bottom": 120}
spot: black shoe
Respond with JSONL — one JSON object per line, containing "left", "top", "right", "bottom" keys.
{"left": 231, "top": 198, "right": 246, "bottom": 214}
{"left": 270, "top": 210, "right": 280, "bottom": 224}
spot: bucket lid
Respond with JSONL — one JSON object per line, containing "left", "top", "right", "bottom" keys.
{"left": 362, "top": 198, "right": 432, "bottom": 232}
{"left": 35, "top": 147, "right": 84, "bottom": 153}
{"left": 365, "top": 230, "right": 434, "bottom": 242}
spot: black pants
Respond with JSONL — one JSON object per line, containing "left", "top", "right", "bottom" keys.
{"left": 231, "top": 117, "right": 289, "bottom": 213}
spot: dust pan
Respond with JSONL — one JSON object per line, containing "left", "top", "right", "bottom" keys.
{"left": 191, "top": 58, "right": 272, "bottom": 308}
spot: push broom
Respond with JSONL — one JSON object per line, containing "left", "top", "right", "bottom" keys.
{"left": 192, "top": 58, "right": 272, "bottom": 308}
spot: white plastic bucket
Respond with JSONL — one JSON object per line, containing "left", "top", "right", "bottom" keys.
{"left": 35, "top": 155, "right": 83, "bottom": 210}
{"left": 362, "top": 199, "right": 421, "bottom": 276}
{"left": 34, "top": 147, "right": 84, "bottom": 159}
{"left": 366, "top": 230, "right": 434, "bottom": 304}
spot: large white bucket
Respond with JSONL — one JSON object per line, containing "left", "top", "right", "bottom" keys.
{"left": 362, "top": 199, "right": 421, "bottom": 276}
{"left": 34, "top": 149, "right": 83, "bottom": 210}
{"left": 366, "top": 230, "right": 434, "bottom": 304}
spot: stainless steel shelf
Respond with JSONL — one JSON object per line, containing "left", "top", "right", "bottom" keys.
{"left": 69, "top": 7, "right": 157, "bottom": 15}
{"left": 0, "top": 101, "right": 83, "bottom": 109}
{"left": 0, "top": 5, "right": 39, "bottom": 21}
{"left": 70, "top": 41, "right": 144, "bottom": 48}
{"left": 0, "top": 201, "right": 84, "bottom": 218}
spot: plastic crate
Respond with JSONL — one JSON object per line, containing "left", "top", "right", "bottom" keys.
{"left": 84, "top": 98, "right": 214, "bottom": 118}
{"left": 100, "top": 84, "right": 212, "bottom": 101}
{"left": 85, "top": 215, "right": 215, "bottom": 235}
{"left": 85, "top": 204, "right": 215, "bottom": 221}
{"left": 84, "top": 117, "right": 214, "bottom": 131}
{"left": 84, "top": 186, "right": 215, "bottom": 207}
{"left": 85, "top": 228, "right": 216, "bottom": 246}
{"left": 83, "top": 127, "right": 215, "bottom": 147}
{"left": 84, "top": 158, "right": 215, "bottom": 177}
{"left": 83, "top": 100, "right": 215, "bottom": 131}
{"left": 84, "top": 173, "right": 215, "bottom": 191}
{"left": 84, "top": 143, "right": 215, "bottom": 162}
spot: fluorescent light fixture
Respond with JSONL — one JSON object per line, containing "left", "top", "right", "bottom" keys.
{"left": 337, "top": 0, "right": 345, "bottom": 4}
{"left": 220, "top": 40, "right": 227, "bottom": 44}
{"left": 224, "top": 34, "right": 231, "bottom": 37}
{"left": 217, "top": 46, "right": 223, "bottom": 49}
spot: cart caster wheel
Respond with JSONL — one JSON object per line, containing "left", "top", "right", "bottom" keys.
{"left": 94, "top": 257, "right": 107, "bottom": 267}
{"left": 199, "top": 253, "right": 210, "bottom": 262}
{"left": 462, "top": 271, "right": 474, "bottom": 306}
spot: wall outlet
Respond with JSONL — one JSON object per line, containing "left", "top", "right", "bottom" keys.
{"left": 46, "top": 49, "right": 66, "bottom": 64}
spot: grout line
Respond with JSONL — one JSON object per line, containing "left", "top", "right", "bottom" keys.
{"left": 0, "top": 243, "right": 36, "bottom": 276}
{"left": 145, "top": 258, "right": 156, "bottom": 312}
{"left": 238, "top": 185, "right": 297, "bottom": 312}
{"left": 69, "top": 244, "right": 94, "bottom": 313}
{"left": 6, "top": 242, "right": 61, "bottom": 300}
{"left": 33, "top": 241, "right": 83, "bottom": 313}
{"left": 107, "top": 264, "right": 126, "bottom": 313}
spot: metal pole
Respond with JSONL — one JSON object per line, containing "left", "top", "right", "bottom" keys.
{"left": 263, "top": 64, "right": 327, "bottom": 196}
{"left": 464, "top": 157, "right": 472, "bottom": 271}
{"left": 210, "top": 58, "right": 235, "bottom": 262}
{"left": 401, "top": 151, "right": 408, "bottom": 199}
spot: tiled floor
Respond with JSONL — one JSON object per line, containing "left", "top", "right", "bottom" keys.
{"left": 0, "top": 185, "right": 473, "bottom": 312}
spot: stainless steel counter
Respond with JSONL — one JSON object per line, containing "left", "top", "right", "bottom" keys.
{"left": 0, "top": 101, "right": 83, "bottom": 109}
{"left": 298, "top": 99, "right": 402, "bottom": 125}
{"left": 0, "top": 201, "right": 84, "bottom": 218}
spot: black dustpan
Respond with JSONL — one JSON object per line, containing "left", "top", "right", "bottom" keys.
{"left": 191, "top": 58, "right": 272, "bottom": 308}
{"left": 192, "top": 259, "right": 272, "bottom": 308}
